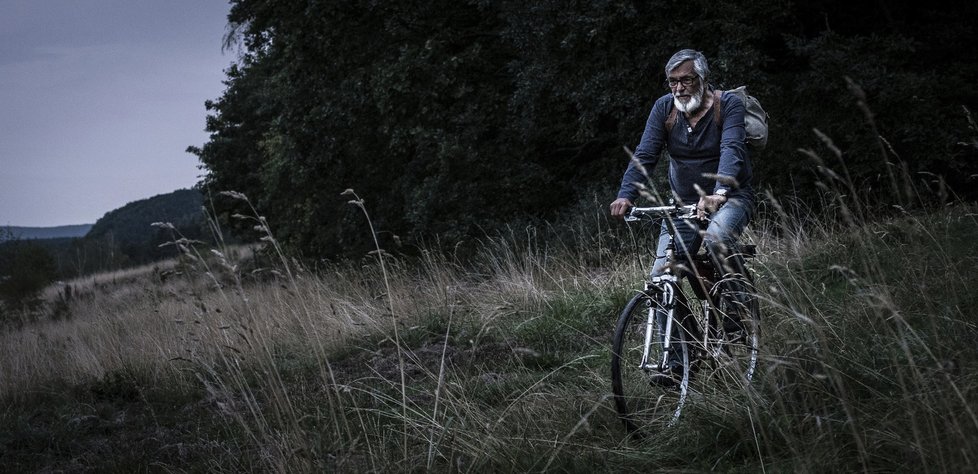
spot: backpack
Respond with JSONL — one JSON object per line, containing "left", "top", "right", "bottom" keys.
{"left": 665, "top": 86, "right": 769, "bottom": 150}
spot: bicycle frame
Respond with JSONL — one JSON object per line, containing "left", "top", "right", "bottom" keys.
{"left": 628, "top": 204, "right": 694, "bottom": 372}
{"left": 625, "top": 206, "right": 732, "bottom": 370}
{"left": 612, "top": 203, "right": 760, "bottom": 435}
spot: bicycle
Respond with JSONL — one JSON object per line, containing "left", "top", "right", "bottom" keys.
{"left": 610, "top": 203, "right": 760, "bottom": 437}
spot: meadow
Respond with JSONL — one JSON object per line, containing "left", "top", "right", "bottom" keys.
{"left": 1, "top": 187, "right": 976, "bottom": 472}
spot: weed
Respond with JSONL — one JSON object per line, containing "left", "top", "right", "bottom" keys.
{"left": 2, "top": 178, "right": 977, "bottom": 472}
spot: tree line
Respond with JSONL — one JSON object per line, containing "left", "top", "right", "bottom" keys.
{"left": 188, "top": 0, "right": 974, "bottom": 259}
{"left": 0, "top": 189, "right": 207, "bottom": 314}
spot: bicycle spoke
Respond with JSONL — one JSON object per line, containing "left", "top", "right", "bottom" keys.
{"left": 711, "top": 292, "right": 760, "bottom": 385}
{"left": 614, "top": 205, "right": 761, "bottom": 438}
{"left": 611, "top": 293, "right": 691, "bottom": 436}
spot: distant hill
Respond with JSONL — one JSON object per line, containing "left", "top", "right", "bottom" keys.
{"left": 86, "top": 188, "right": 206, "bottom": 264}
{"left": 1, "top": 189, "right": 208, "bottom": 279}
{"left": 0, "top": 224, "right": 92, "bottom": 241}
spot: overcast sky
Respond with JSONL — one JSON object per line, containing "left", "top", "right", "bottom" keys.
{"left": 0, "top": 0, "right": 233, "bottom": 227}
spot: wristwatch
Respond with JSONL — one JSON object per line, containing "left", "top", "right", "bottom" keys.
{"left": 715, "top": 188, "right": 729, "bottom": 198}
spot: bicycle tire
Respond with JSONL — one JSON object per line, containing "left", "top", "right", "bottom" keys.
{"left": 611, "top": 291, "right": 691, "bottom": 437}
{"left": 710, "top": 281, "right": 760, "bottom": 385}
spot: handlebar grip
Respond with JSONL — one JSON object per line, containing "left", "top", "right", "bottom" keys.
{"left": 623, "top": 206, "right": 639, "bottom": 222}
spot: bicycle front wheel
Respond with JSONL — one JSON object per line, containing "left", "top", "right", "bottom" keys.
{"left": 610, "top": 291, "right": 691, "bottom": 437}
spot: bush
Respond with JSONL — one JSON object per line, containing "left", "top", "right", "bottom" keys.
{"left": 0, "top": 239, "right": 58, "bottom": 312}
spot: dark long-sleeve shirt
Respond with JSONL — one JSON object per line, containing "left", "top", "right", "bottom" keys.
{"left": 617, "top": 91, "right": 753, "bottom": 205}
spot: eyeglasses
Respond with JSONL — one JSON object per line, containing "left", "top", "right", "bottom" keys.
{"left": 665, "top": 75, "right": 698, "bottom": 88}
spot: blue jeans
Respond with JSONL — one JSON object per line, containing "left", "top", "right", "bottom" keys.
{"left": 650, "top": 195, "right": 753, "bottom": 278}
{"left": 650, "top": 196, "right": 754, "bottom": 369}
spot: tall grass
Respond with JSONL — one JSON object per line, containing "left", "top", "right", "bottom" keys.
{"left": 2, "top": 145, "right": 977, "bottom": 471}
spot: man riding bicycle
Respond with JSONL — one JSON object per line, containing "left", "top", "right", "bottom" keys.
{"left": 609, "top": 49, "right": 755, "bottom": 385}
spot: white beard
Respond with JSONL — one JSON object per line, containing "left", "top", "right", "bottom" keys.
{"left": 673, "top": 89, "right": 703, "bottom": 114}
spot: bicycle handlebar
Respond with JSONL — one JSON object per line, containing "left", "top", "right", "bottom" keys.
{"left": 625, "top": 204, "right": 698, "bottom": 222}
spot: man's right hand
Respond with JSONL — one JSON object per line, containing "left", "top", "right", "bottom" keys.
{"left": 609, "top": 198, "right": 633, "bottom": 218}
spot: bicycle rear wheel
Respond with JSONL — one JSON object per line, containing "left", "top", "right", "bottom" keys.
{"left": 711, "top": 285, "right": 760, "bottom": 385}
{"left": 611, "top": 291, "right": 691, "bottom": 437}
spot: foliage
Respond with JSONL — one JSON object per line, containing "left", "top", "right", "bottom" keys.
{"left": 192, "top": 0, "right": 978, "bottom": 259}
{"left": 0, "top": 225, "right": 91, "bottom": 241}
{"left": 0, "top": 189, "right": 212, "bottom": 285}
{"left": 0, "top": 238, "right": 58, "bottom": 312}
{"left": 85, "top": 188, "right": 208, "bottom": 269}
{"left": 2, "top": 199, "right": 977, "bottom": 471}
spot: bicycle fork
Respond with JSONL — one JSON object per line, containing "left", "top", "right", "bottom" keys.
{"left": 641, "top": 278, "right": 678, "bottom": 372}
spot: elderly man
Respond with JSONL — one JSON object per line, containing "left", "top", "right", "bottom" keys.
{"left": 610, "top": 49, "right": 755, "bottom": 384}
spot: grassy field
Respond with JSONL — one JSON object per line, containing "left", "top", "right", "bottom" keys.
{"left": 1, "top": 195, "right": 976, "bottom": 472}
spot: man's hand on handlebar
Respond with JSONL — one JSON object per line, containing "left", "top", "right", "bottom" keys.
{"left": 696, "top": 194, "right": 727, "bottom": 219}
{"left": 610, "top": 198, "right": 633, "bottom": 219}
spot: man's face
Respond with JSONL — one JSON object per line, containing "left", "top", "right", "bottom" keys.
{"left": 668, "top": 60, "right": 703, "bottom": 113}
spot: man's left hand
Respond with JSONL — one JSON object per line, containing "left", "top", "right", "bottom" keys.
{"left": 697, "top": 194, "right": 727, "bottom": 219}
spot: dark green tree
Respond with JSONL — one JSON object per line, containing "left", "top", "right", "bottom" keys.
{"left": 0, "top": 239, "right": 58, "bottom": 312}
{"left": 192, "top": 0, "right": 978, "bottom": 260}
{"left": 85, "top": 188, "right": 207, "bottom": 268}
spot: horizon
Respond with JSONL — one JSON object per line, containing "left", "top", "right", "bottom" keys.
{"left": 1, "top": 186, "right": 200, "bottom": 229}
{"left": 3, "top": 223, "right": 93, "bottom": 230}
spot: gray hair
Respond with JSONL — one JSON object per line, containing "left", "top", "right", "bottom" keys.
{"left": 665, "top": 49, "right": 709, "bottom": 82}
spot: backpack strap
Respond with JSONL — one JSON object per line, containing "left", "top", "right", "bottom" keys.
{"left": 664, "top": 89, "right": 724, "bottom": 133}
{"left": 713, "top": 89, "right": 723, "bottom": 129}
{"left": 665, "top": 103, "right": 678, "bottom": 133}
